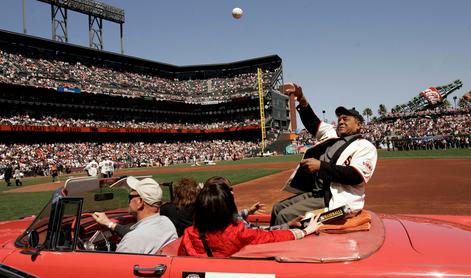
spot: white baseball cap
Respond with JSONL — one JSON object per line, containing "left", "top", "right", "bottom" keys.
{"left": 126, "top": 176, "right": 162, "bottom": 207}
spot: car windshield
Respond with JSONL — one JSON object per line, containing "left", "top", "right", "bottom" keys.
{"left": 16, "top": 178, "right": 131, "bottom": 248}
{"left": 80, "top": 187, "right": 129, "bottom": 213}
{"left": 70, "top": 177, "right": 171, "bottom": 214}
{"left": 63, "top": 177, "right": 131, "bottom": 213}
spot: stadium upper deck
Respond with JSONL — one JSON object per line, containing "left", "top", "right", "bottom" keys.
{"left": 0, "top": 29, "right": 281, "bottom": 104}
{"left": 0, "top": 30, "right": 291, "bottom": 142}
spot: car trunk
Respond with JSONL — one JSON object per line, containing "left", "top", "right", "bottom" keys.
{"left": 397, "top": 215, "right": 471, "bottom": 266}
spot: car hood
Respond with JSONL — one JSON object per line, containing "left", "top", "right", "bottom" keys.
{"left": 396, "top": 214, "right": 471, "bottom": 265}
{"left": 0, "top": 217, "right": 35, "bottom": 249}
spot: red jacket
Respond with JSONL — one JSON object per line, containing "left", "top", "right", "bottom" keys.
{"left": 178, "top": 221, "right": 294, "bottom": 257}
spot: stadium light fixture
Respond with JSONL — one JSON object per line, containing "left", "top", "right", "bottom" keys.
{"left": 37, "top": 0, "right": 124, "bottom": 23}
{"left": 37, "top": 0, "right": 125, "bottom": 53}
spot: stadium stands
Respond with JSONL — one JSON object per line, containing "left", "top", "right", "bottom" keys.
{"left": 0, "top": 114, "right": 259, "bottom": 130}
{"left": 0, "top": 140, "right": 265, "bottom": 177}
{"left": 363, "top": 107, "right": 471, "bottom": 151}
{"left": 0, "top": 48, "right": 278, "bottom": 103}
{"left": 290, "top": 107, "right": 470, "bottom": 152}
{"left": 0, "top": 30, "right": 290, "bottom": 177}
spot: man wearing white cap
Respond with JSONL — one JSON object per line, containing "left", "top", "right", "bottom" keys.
{"left": 93, "top": 176, "right": 177, "bottom": 254}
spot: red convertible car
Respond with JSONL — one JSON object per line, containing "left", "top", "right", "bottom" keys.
{"left": 0, "top": 176, "right": 470, "bottom": 278}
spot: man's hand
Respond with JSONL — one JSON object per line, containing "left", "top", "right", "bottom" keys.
{"left": 93, "top": 212, "right": 112, "bottom": 227}
{"left": 287, "top": 215, "right": 303, "bottom": 228}
{"left": 303, "top": 213, "right": 323, "bottom": 236}
{"left": 280, "top": 83, "right": 308, "bottom": 107}
{"left": 247, "top": 202, "right": 266, "bottom": 215}
{"left": 300, "top": 158, "right": 321, "bottom": 173}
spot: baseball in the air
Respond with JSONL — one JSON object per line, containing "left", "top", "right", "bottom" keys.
{"left": 232, "top": 7, "right": 243, "bottom": 19}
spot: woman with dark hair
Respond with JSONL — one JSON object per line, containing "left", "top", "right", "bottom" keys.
{"left": 178, "top": 176, "right": 321, "bottom": 257}
{"left": 160, "top": 177, "right": 201, "bottom": 236}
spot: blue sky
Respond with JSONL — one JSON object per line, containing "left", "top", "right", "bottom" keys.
{"left": 1, "top": 0, "right": 470, "bottom": 123}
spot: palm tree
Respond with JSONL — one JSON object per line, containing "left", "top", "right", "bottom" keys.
{"left": 362, "top": 108, "right": 373, "bottom": 123}
{"left": 443, "top": 99, "right": 451, "bottom": 108}
{"left": 458, "top": 97, "right": 470, "bottom": 109}
{"left": 378, "top": 104, "right": 387, "bottom": 117}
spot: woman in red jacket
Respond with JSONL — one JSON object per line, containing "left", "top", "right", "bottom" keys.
{"left": 178, "top": 176, "right": 322, "bottom": 257}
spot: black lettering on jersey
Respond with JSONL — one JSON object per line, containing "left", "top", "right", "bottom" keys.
{"left": 344, "top": 155, "right": 353, "bottom": 166}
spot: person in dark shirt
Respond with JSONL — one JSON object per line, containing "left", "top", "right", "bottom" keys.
{"left": 160, "top": 178, "right": 201, "bottom": 236}
{"left": 3, "top": 164, "right": 13, "bottom": 186}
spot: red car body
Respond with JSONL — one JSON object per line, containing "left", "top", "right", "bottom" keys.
{"left": 0, "top": 177, "right": 470, "bottom": 278}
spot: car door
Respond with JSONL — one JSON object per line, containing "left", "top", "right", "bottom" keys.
{"left": 3, "top": 250, "right": 174, "bottom": 278}
{"left": 4, "top": 194, "right": 174, "bottom": 278}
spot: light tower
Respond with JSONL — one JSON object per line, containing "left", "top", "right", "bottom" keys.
{"left": 37, "top": 0, "right": 125, "bottom": 53}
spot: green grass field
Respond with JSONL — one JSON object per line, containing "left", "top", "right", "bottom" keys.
{"left": 151, "top": 168, "right": 281, "bottom": 185}
{"left": 1, "top": 148, "right": 469, "bottom": 221}
{"left": 0, "top": 168, "right": 281, "bottom": 221}
{"left": 0, "top": 191, "right": 53, "bottom": 221}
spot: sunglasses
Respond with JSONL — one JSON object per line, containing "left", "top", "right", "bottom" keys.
{"left": 128, "top": 194, "right": 141, "bottom": 202}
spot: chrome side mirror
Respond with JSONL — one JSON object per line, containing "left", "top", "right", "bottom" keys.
{"left": 27, "top": 230, "right": 39, "bottom": 249}
{"left": 20, "top": 230, "right": 40, "bottom": 256}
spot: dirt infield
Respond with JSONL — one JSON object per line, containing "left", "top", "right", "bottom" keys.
{"left": 234, "top": 158, "right": 471, "bottom": 215}
{"left": 8, "top": 159, "right": 471, "bottom": 215}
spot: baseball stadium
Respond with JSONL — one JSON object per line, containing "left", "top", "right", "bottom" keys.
{"left": 1, "top": 18, "right": 470, "bottom": 220}
{"left": 0, "top": 1, "right": 470, "bottom": 277}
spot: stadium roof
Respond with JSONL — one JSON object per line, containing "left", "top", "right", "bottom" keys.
{"left": 0, "top": 29, "right": 281, "bottom": 77}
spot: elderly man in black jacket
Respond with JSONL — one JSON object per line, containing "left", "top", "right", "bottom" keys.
{"left": 270, "top": 84, "right": 377, "bottom": 225}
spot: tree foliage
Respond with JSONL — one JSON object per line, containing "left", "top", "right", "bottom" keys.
{"left": 378, "top": 104, "right": 387, "bottom": 116}
{"left": 362, "top": 107, "right": 373, "bottom": 122}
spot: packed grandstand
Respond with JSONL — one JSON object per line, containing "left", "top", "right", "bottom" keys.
{"left": 1, "top": 30, "right": 470, "bottom": 178}
{"left": 289, "top": 106, "right": 471, "bottom": 154}
{"left": 0, "top": 30, "right": 287, "bottom": 177}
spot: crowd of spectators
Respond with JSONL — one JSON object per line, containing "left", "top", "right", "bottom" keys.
{"left": 380, "top": 106, "right": 469, "bottom": 120}
{"left": 0, "top": 49, "right": 278, "bottom": 104}
{"left": 0, "top": 46, "right": 282, "bottom": 182}
{"left": 363, "top": 107, "right": 471, "bottom": 151}
{"left": 0, "top": 140, "right": 264, "bottom": 178}
{"left": 0, "top": 114, "right": 259, "bottom": 130}
{"left": 291, "top": 107, "right": 471, "bottom": 152}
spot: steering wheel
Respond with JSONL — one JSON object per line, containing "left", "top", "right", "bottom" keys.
{"left": 83, "top": 230, "right": 111, "bottom": 251}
